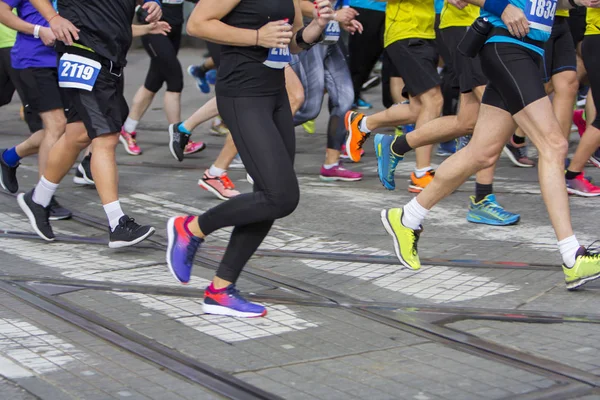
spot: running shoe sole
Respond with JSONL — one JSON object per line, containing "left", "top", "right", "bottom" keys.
{"left": 109, "top": 227, "right": 155, "bottom": 249}
{"left": 166, "top": 217, "right": 189, "bottom": 284}
{"left": 566, "top": 187, "right": 600, "bottom": 197}
{"left": 354, "top": 104, "right": 372, "bottom": 110}
{"left": 168, "top": 125, "right": 181, "bottom": 162}
{"left": 73, "top": 175, "right": 89, "bottom": 185}
{"left": 466, "top": 213, "right": 520, "bottom": 226}
{"left": 183, "top": 143, "right": 206, "bottom": 156}
{"left": 589, "top": 156, "right": 600, "bottom": 168}
{"left": 380, "top": 210, "right": 415, "bottom": 271}
{"left": 198, "top": 179, "right": 231, "bottom": 201}
{"left": 119, "top": 135, "right": 142, "bottom": 156}
{"left": 408, "top": 185, "right": 424, "bottom": 193}
{"left": 75, "top": 164, "right": 94, "bottom": 185}
{"left": 502, "top": 146, "right": 534, "bottom": 168}
{"left": 49, "top": 213, "right": 72, "bottom": 221}
{"left": 566, "top": 272, "right": 600, "bottom": 291}
{"left": 202, "top": 303, "right": 267, "bottom": 318}
{"left": 0, "top": 170, "right": 12, "bottom": 192}
{"left": 319, "top": 175, "right": 362, "bottom": 182}
{"left": 247, "top": 174, "right": 254, "bottom": 185}
{"left": 17, "top": 193, "right": 54, "bottom": 242}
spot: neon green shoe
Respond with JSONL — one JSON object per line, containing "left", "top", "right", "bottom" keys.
{"left": 380, "top": 208, "right": 422, "bottom": 270}
{"left": 564, "top": 246, "right": 600, "bottom": 290}
{"left": 302, "top": 120, "right": 316, "bottom": 134}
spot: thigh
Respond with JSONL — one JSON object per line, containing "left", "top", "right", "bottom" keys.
{"left": 582, "top": 35, "right": 600, "bottom": 129}
{"left": 442, "top": 27, "right": 487, "bottom": 93}
{"left": 549, "top": 19, "right": 577, "bottom": 78}
{"left": 385, "top": 39, "right": 441, "bottom": 97}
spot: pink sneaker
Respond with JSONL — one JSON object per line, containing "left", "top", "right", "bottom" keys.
{"left": 184, "top": 140, "right": 206, "bottom": 155}
{"left": 340, "top": 144, "right": 365, "bottom": 161}
{"left": 573, "top": 110, "right": 587, "bottom": 138}
{"left": 119, "top": 128, "right": 142, "bottom": 156}
{"left": 567, "top": 173, "right": 600, "bottom": 197}
{"left": 198, "top": 170, "right": 240, "bottom": 201}
{"left": 319, "top": 164, "right": 362, "bottom": 182}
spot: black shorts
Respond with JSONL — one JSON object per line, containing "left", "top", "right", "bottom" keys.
{"left": 480, "top": 42, "right": 546, "bottom": 116}
{"left": 0, "top": 47, "right": 24, "bottom": 107}
{"left": 543, "top": 17, "right": 577, "bottom": 82}
{"left": 13, "top": 67, "right": 78, "bottom": 133}
{"left": 441, "top": 26, "right": 487, "bottom": 93}
{"left": 207, "top": 41, "right": 221, "bottom": 69}
{"left": 568, "top": 7, "right": 587, "bottom": 46}
{"left": 582, "top": 35, "right": 600, "bottom": 130}
{"left": 384, "top": 39, "right": 441, "bottom": 97}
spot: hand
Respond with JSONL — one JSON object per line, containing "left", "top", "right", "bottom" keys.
{"left": 334, "top": 7, "right": 358, "bottom": 24}
{"left": 148, "top": 21, "right": 171, "bottom": 36}
{"left": 341, "top": 19, "right": 363, "bottom": 35}
{"left": 48, "top": 15, "right": 79, "bottom": 46}
{"left": 578, "top": 0, "right": 600, "bottom": 7}
{"left": 143, "top": 1, "right": 162, "bottom": 23}
{"left": 448, "top": 0, "right": 468, "bottom": 9}
{"left": 257, "top": 20, "right": 293, "bottom": 49}
{"left": 313, "top": 0, "right": 335, "bottom": 28}
{"left": 39, "top": 26, "right": 56, "bottom": 46}
{"left": 501, "top": 4, "right": 529, "bottom": 38}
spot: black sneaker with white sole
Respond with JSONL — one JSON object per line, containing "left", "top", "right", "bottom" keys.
{"left": 49, "top": 196, "right": 72, "bottom": 221}
{"left": 0, "top": 149, "right": 19, "bottom": 193}
{"left": 109, "top": 215, "right": 155, "bottom": 248}
{"left": 73, "top": 154, "right": 94, "bottom": 185}
{"left": 168, "top": 123, "right": 190, "bottom": 162}
{"left": 17, "top": 189, "right": 54, "bottom": 241}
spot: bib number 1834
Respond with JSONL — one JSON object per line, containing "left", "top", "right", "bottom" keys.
{"left": 526, "top": 0, "right": 557, "bottom": 33}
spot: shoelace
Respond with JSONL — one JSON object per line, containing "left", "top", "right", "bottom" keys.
{"left": 186, "top": 237, "right": 202, "bottom": 266}
{"left": 220, "top": 174, "right": 235, "bottom": 190}
{"left": 516, "top": 145, "right": 528, "bottom": 159}
{"left": 480, "top": 201, "right": 513, "bottom": 219}
{"left": 127, "top": 133, "right": 138, "bottom": 145}
{"left": 120, "top": 217, "right": 140, "bottom": 233}
{"left": 224, "top": 285, "right": 249, "bottom": 303}
{"left": 411, "top": 229, "right": 421, "bottom": 256}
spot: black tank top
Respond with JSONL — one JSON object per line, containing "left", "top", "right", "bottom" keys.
{"left": 216, "top": 0, "right": 296, "bottom": 97}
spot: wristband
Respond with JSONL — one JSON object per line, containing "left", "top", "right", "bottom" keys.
{"left": 48, "top": 13, "right": 59, "bottom": 23}
{"left": 33, "top": 25, "right": 41, "bottom": 39}
{"left": 295, "top": 27, "right": 323, "bottom": 50}
{"left": 483, "top": 0, "right": 510, "bottom": 17}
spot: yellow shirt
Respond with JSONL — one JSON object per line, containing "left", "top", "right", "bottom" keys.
{"left": 586, "top": 8, "right": 600, "bottom": 35}
{"left": 555, "top": 9, "right": 569, "bottom": 18}
{"left": 384, "top": 0, "right": 435, "bottom": 47}
{"left": 439, "top": 1, "right": 479, "bottom": 29}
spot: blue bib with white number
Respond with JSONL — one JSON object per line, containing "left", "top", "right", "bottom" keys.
{"left": 525, "top": 0, "right": 557, "bottom": 33}
{"left": 263, "top": 47, "right": 291, "bottom": 69}
{"left": 58, "top": 53, "right": 101, "bottom": 91}
{"left": 322, "top": 21, "right": 341, "bottom": 45}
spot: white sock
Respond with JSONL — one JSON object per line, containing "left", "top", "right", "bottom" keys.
{"left": 359, "top": 117, "right": 371, "bottom": 133}
{"left": 123, "top": 117, "right": 138, "bottom": 133}
{"left": 209, "top": 165, "right": 226, "bottom": 177}
{"left": 414, "top": 166, "right": 433, "bottom": 178}
{"left": 323, "top": 162, "right": 339, "bottom": 170}
{"left": 558, "top": 235, "right": 580, "bottom": 268}
{"left": 103, "top": 200, "right": 125, "bottom": 231}
{"left": 402, "top": 198, "right": 429, "bottom": 230}
{"left": 32, "top": 176, "right": 59, "bottom": 207}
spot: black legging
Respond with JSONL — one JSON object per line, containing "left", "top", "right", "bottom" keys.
{"left": 142, "top": 25, "right": 183, "bottom": 93}
{"left": 0, "top": 47, "right": 24, "bottom": 107}
{"left": 197, "top": 91, "right": 300, "bottom": 283}
{"left": 582, "top": 34, "right": 600, "bottom": 130}
{"left": 349, "top": 7, "right": 385, "bottom": 103}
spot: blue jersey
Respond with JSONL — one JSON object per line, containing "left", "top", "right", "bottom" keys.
{"left": 350, "top": 0, "right": 386, "bottom": 12}
{"left": 482, "top": 0, "right": 556, "bottom": 56}
{"left": 435, "top": 0, "right": 444, "bottom": 14}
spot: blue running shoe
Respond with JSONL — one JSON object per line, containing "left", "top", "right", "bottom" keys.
{"left": 166, "top": 216, "right": 203, "bottom": 284}
{"left": 353, "top": 98, "right": 373, "bottom": 110}
{"left": 456, "top": 135, "right": 471, "bottom": 151}
{"left": 203, "top": 284, "right": 267, "bottom": 318}
{"left": 206, "top": 69, "right": 217, "bottom": 85}
{"left": 187, "top": 65, "right": 210, "bottom": 94}
{"left": 374, "top": 133, "right": 404, "bottom": 191}
{"left": 436, "top": 140, "right": 456, "bottom": 157}
{"left": 466, "top": 194, "right": 520, "bottom": 226}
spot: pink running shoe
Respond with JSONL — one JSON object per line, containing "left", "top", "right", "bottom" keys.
{"left": 319, "top": 164, "right": 363, "bottom": 182}
{"left": 340, "top": 144, "right": 365, "bottom": 161}
{"left": 198, "top": 170, "right": 241, "bottom": 201}
{"left": 567, "top": 173, "right": 600, "bottom": 197}
{"left": 184, "top": 140, "right": 206, "bottom": 155}
{"left": 573, "top": 110, "right": 587, "bottom": 138}
{"left": 119, "top": 128, "right": 142, "bottom": 156}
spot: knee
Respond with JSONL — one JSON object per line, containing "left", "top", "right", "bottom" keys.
{"left": 539, "top": 133, "right": 569, "bottom": 161}
{"left": 268, "top": 183, "right": 300, "bottom": 219}
{"left": 467, "top": 145, "right": 500, "bottom": 170}
{"left": 289, "top": 88, "right": 305, "bottom": 114}
{"left": 554, "top": 73, "right": 579, "bottom": 98}
{"left": 420, "top": 89, "right": 444, "bottom": 114}
{"left": 93, "top": 132, "right": 119, "bottom": 150}
{"left": 457, "top": 113, "right": 477, "bottom": 135}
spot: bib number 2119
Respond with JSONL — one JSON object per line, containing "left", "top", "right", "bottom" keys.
{"left": 58, "top": 53, "right": 101, "bottom": 91}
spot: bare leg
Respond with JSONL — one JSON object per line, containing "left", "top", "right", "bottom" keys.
{"left": 163, "top": 91, "right": 181, "bottom": 124}
{"left": 182, "top": 97, "right": 219, "bottom": 132}
{"left": 365, "top": 99, "right": 420, "bottom": 131}
{"left": 44, "top": 122, "right": 90, "bottom": 184}
{"left": 91, "top": 133, "right": 120, "bottom": 205}
{"left": 128, "top": 86, "right": 156, "bottom": 122}
{"left": 550, "top": 70, "right": 579, "bottom": 139}
{"left": 38, "top": 109, "right": 67, "bottom": 178}
{"left": 15, "top": 129, "right": 44, "bottom": 158}
{"left": 285, "top": 66, "right": 304, "bottom": 115}
{"left": 213, "top": 133, "right": 238, "bottom": 170}
{"left": 413, "top": 87, "right": 443, "bottom": 170}
{"left": 568, "top": 124, "right": 600, "bottom": 172}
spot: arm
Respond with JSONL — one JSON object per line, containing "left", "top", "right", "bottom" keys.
{"left": 29, "top": 0, "right": 79, "bottom": 45}
{"left": 291, "top": 0, "right": 334, "bottom": 53}
{"left": 132, "top": 21, "right": 171, "bottom": 37}
{"left": 0, "top": 1, "right": 56, "bottom": 45}
{"left": 186, "top": 0, "right": 257, "bottom": 46}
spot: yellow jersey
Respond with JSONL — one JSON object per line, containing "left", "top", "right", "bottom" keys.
{"left": 586, "top": 8, "right": 600, "bottom": 35}
{"left": 555, "top": 9, "right": 569, "bottom": 18}
{"left": 384, "top": 0, "right": 436, "bottom": 47}
{"left": 439, "top": 1, "right": 479, "bottom": 29}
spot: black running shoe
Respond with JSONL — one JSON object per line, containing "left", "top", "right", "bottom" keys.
{"left": 17, "top": 189, "right": 54, "bottom": 241}
{"left": 0, "top": 149, "right": 19, "bottom": 193}
{"left": 168, "top": 123, "right": 190, "bottom": 162}
{"left": 109, "top": 215, "right": 155, "bottom": 248}
{"left": 49, "top": 196, "right": 72, "bottom": 221}
{"left": 73, "top": 154, "right": 94, "bottom": 185}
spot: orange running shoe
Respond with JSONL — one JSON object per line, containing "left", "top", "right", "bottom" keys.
{"left": 344, "top": 111, "right": 369, "bottom": 162}
{"left": 408, "top": 170, "right": 435, "bottom": 193}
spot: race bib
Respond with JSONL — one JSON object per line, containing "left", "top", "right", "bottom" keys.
{"left": 162, "top": 0, "right": 184, "bottom": 3}
{"left": 58, "top": 53, "right": 101, "bottom": 91}
{"left": 263, "top": 47, "right": 291, "bottom": 69}
{"left": 525, "top": 0, "right": 557, "bottom": 33}
{"left": 322, "top": 21, "right": 341, "bottom": 45}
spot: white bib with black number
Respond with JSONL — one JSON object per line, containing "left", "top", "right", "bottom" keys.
{"left": 322, "top": 21, "right": 341, "bottom": 45}
{"left": 263, "top": 47, "right": 291, "bottom": 69}
{"left": 58, "top": 53, "right": 101, "bottom": 91}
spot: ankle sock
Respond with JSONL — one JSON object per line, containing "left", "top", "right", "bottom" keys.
{"left": 208, "top": 282, "right": 227, "bottom": 293}
{"left": 32, "top": 176, "right": 59, "bottom": 207}
{"left": 565, "top": 170, "right": 580, "bottom": 180}
{"left": 512, "top": 134, "right": 526, "bottom": 145}
{"left": 103, "top": 200, "right": 125, "bottom": 231}
{"left": 558, "top": 235, "right": 580, "bottom": 268}
{"left": 2, "top": 147, "right": 21, "bottom": 167}
{"left": 475, "top": 183, "right": 493, "bottom": 203}
{"left": 402, "top": 198, "right": 429, "bottom": 230}
{"left": 123, "top": 117, "right": 138, "bottom": 134}
{"left": 208, "top": 165, "right": 226, "bottom": 177}
{"left": 414, "top": 166, "right": 433, "bottom": 179}
{"left": 391, "top": 135, "right": 412, "bottom": 156}
{"left": 183, "top": 216, "right": 195, "bottom": 237}
{"left": 178, "top": 122, "right": 192, "bottom": 135}
{"left": 359, "top": 117, "right": 371, "bottom": 133}
{"left": 323, "top": 162, "right": 339, "bottom": 169}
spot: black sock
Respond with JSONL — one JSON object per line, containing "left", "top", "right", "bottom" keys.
{"left": 391, "top": 134, "right": 413, "bottom": 156}
{"left": 565, "top": 169, "right": 580, "bottom": 180}
{"left": 512, "top": 134, "right": 526, "bottom": 145}
{"left": 475, "top": 183, "right": 493, "bottom": 203}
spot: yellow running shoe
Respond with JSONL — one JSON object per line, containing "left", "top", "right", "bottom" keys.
{"left": 380, "top": 208, "right": 422, "bottom": 270}
{"left": 302, "top": 120, "right": 316, "bottom": 134}
{"left": 564, "top": 246, "right": 600, "bottom": 290}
